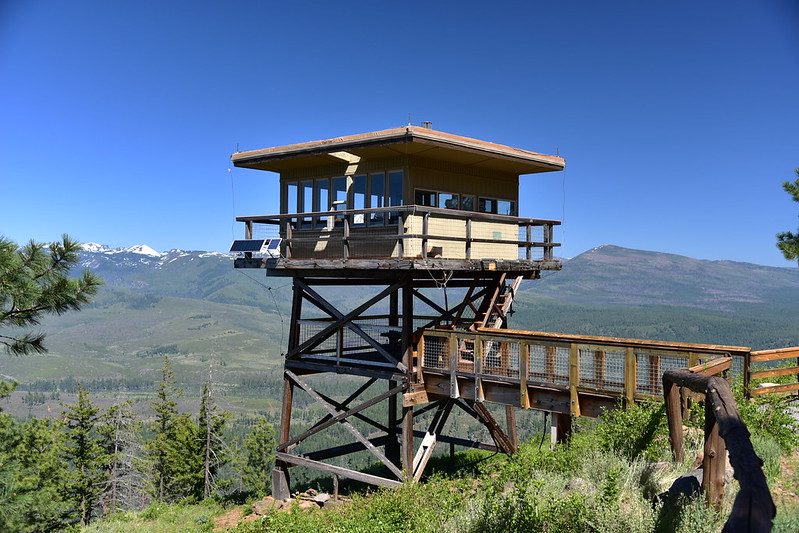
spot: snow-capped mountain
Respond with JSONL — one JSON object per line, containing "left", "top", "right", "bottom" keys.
{"left": 78, "top": 243, "right": 228, "bottom": 270}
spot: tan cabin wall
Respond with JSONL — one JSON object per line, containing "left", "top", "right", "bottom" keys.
{"left": 407, "top": 156, "right": 518, "bottom": 203}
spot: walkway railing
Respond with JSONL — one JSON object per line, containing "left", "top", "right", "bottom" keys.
{"left": 418, "top": 328, "right": 750, "bottom": 414}
{"left": 236, "top": 206, "right": 560, "bottom": 263}
{"left": 747, "top": 347, "right": 799, "bottom": 398}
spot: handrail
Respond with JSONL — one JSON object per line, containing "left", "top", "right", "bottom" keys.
{"left": 748, "top": 347, "right": 799, "bottom": 398}
{"left": 662, "top": 369, "right": 775, "bottom": 531}
{"left": 236, "top": 206, "right": 561, "bottom": 263}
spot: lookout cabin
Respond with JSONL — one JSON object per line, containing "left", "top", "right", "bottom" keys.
{"left": 231, "top": 126, "right": 565, "bottom": 275}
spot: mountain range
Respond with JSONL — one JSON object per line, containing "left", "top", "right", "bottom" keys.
{"left": 1, "top": 243, "right": 797, "bottom": 417}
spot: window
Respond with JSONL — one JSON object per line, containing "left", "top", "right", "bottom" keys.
{"left": 440, "top": 192, "right": 459, "bottom": 210}
{"left": 497, "top": 199, "right": 517, "bottom": 216}
{"left": 353, "top": 175, "right": 366, "bottom": 225}
{"left": 300, "top": 180, "right": 313, "bottom": 227}
{"left": 286, "top": 182, "right": 298, "bottom": 213}
{"left": 462, "top": 196, "right": 475, "bottom": 211}
{"left": 478, "top": 197, "right": 517, "bottom": 216}
{"left": 370, "top": 172, "right": 385, "bottom": 225}
{"left": 479, "top": 198, "right": 496, "bottom": 214}
{"left": 415, "top": 190, "right": 437, "bottom": 207}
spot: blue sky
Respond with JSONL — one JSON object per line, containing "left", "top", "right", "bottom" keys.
{"left": 1, "top": 1, "right": 797, "bottom": 266}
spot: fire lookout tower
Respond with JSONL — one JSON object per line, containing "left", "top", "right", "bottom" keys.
{"left": 230, "top": 126, "right": 565, "bottom": 497}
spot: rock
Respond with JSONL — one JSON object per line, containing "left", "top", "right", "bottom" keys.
{"left": 252, "top": 496, "right": 279, "bottom": 515}
{"left": 313, "top": 493, "right": 331, "bottom": 505}
{"left": 564, "top": 477, "right": 596, "bottom": 496}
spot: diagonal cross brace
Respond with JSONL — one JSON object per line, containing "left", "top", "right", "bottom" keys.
{"left": 284, "top": 370, "right": 405, "bottom": 480}
{"left": 288, "top": 279, "right": 407, "bottom": 371}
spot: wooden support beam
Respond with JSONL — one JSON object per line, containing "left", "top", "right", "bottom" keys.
{"left": 703, "top": 396, "right": 727, "bottom": 510}
{"left": 569, "top": 343, "right": 581, "bottom": 417}
{"left": 471, "top": 401, "right": 516, "bottom": 454}
{"left": 285, "top": 370, "right": 404, "bottom": 480}
{"left": 276, "top": 452, "right": 402, "bottom": 489}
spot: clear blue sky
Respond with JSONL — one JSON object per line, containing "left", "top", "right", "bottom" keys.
{"left": 1, "top": 1, "right": 797, "bottom": 266}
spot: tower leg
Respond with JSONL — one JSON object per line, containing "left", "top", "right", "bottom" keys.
{"left": 273, "top": 375, "right": 294, "bottom": 499}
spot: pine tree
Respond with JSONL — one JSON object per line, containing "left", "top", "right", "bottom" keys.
{"left": 145, "top": 356, "right": 204, "bottom": 502}
{"left": 777, "top": 169, "right": 799, "bottom": 263}
{"left": 197, "top": 370, "right": 231, "bottom": 499}
{"left": 61, "top": 385, "right": 106, "bottom": 526}
{"left": 0, "top": 235, "right": 102, "bottom": 355}
{"left": 98, "top": 401, "right": 144, "bottom": 515}
{"left": 147, "top": 356, "right": 182, "bottom": 502}
{"left": 239, "top": 417, "right": 276, "bottom": 496}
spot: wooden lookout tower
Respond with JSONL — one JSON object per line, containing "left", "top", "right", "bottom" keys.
{"left": 230, "top": 125, "right": 565, "bottom": 497}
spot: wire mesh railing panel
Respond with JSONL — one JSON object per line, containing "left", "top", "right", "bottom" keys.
{"left": 636, "top": 352, "right": 689, "bottom": 396}
{"left": 456, "top": 337, "right": 475, "bottom": 373}
{"left": 421, "top": 335, "right": 449, "bottom": 371}
{"left": 579, "top": 348, "right": 625, "bottom": 391}
{"left": 482, "top": 340, "right": 520, "bottom": 378}
{"left": 298, "top": 321, "right": 337, "bottom": 354}
{"left": 528, "top": 344, "right": 569, "bottom": 386}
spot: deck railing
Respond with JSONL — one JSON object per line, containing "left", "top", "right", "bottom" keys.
{"left": 236, "top": 206, "right": 560, "bottom": 262}
{"left": 746, "top": 346, "right": 799, "bottom": 398}
{"left": 418, "top": 328, "right": 750, "bottom": 414}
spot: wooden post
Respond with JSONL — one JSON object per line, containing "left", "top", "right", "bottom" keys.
{"left": 273, "top": 375, "right": 294, "bottom": 500}
{"left": 422, "top": 212, "right": 429, "bottom": 258}
{"left": 703, "top": 397, "right": 727, "bottom": 510}
{"left": 505, "top": 406, "right": 518, "bottom": 452}
{"left": 663, "top": 376, "right": 685, "bottom": 462}
{"left": 401, "top": 280, "right": 414, "bottom": 479}
{"left": 525, "top": 223, "right": 532, "bottom": 261}
{"left": 465, "top": 218, "right": 472, "bottom": 260}
{"left": 397, "top": 211, "right": 405, "bottom": 258}
{"left": 624, "top": 347, "right": 636, "bottom": 408}
{"left": 569, "top": 343, "right": 581, "bottom": 417}
{"left": 551, "top": 412, "right": 572, "bottom": 445}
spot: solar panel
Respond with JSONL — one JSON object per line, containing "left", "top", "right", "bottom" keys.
{"left": 229, "top": 239, "right": 267, "bottom": 253}
{"left": 266, "top": 238, "right": 281, "bottom": 250}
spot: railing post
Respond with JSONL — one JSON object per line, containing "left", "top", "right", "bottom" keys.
{"left": 569, "top": 343, "right": 581, "bottom": 417}
{"left": 343, "top": 215, "right": 350, "bottom": 259}
{"left": 663, "top": 376, "right": 685, "bottom": 462}
{"left": 520, "top": 343, "right": 530, "bottom": 409}
{"left": 624, "top": 347, "right": 636, "bottom": 407}
{"left": 285, "top": 218, "right": 293, "bottom": 259}
{"left": 422, "top": 211, "right": 429, "bottom": 258}
{"left": 743, "top": 351, "right": 751, "bottom": 400}
{"left": 397, "top": 211, "right": 405, "bottom": 258}
{"left": 465, "top": 218, "right": 472, "bottom": 260}
{"left": 525, "top": 223, "right": 532, "bottom": 261}
{"left": 544, "top": 223, "right": 553, "bottom": 261}
{"left": 703, "top": 395, "right": 727, "bottom": 510}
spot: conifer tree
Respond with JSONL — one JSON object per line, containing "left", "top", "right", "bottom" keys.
{"left": 145, "top": 356, "right": 204, "bottom": 502}
{"left": 61, "top": 385, "right": 105, "bottom": 526}
{"left": 198, "top": 370, "right": 231, "bottom": 499}
{"left": 239, "top": 417, "right": 276, "bottom": 496}
{"left": 0, "top": 235, "right": 102, "bottom": 355}
{"left": 777, "top": 169, "right": 799, "bottom": 263}
{"left": 98, "top": 401, "right": 144, "bottom": 515}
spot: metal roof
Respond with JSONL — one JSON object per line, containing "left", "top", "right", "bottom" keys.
{"left": 231, "top": 126, "right": 566, "bottom": 175}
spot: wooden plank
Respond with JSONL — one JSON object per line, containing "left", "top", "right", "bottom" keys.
{"left": 569, "top": 343, "right": 581, "bottom": 417}
{"left": 689, "top": 357, "right": 731, "bottom": 376}
{"left": 403, "top": 389, "right": 429, "bottom": 407}
{"left": 476, "top": 327, "right": 751, "bottom": 356}
{"left": 285, "top": 371, "right": 404, "bottom": 480}
{"left": 276, "top": 452, "right": 402, "bottom": 489}
{"left": 751, "top": 349, "right": 799, "bottom": 363}
{"left": 750, "top": 382, "right": 799, "bottom": 395}
{"left": 751, "top": 366, "right": 799, "bottom": 379}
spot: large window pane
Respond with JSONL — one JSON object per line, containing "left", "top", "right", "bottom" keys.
{"left": 479, "top": 198, "right": 496, "bottom": 214}
{"left": 286, "top": 182, "right": 297, "bottom": 214}
{"left": 388, "top": 171, "right": 403, "bottom": 225}
{"left": 462, "top": 196, "right": 475, "bottom": 211}
{"left": 370, "top": 172, "right": 385, "bottom": 225}
{"left": 497, "top": 200, "right": 516, "bottom": 216}
{"left": 415, "top": 190, "right": 437, "bottom": 207}
{"left": 353, "top": 175, "right": 366, "bottom": 225}
{"left": 300, "top": 180, "right": 313, "bottom": 228}
{"left": 388, "top": 171, "right": 403, "bottom": 207}
{"left": 315, "top": 179, "right": 329, "bottom": 226}
{"left": 440, "top": 192, "right": 459, "bottom": 210}
{"left": 332, "top": 177, "right": 347, "bottom": 209}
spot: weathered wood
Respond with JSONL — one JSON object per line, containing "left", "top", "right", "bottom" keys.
{"left": 285, "top": 370, "right": 404, "bottom": 480}
{"left": 472, "top": 402, "right": 516, "bottom": 454}
{"left": 663, "top": 370, "right": 775, "bottom": 531}
{"left": 703, "top": 395, "right": 727, "bottom": 510}
{"left": 689, "top": 357, "right": 732, "bottom": 376}
{"left": 663, "top": 377, "right": 685, "bottom": 462}
{"left": 751, "top": 365, "right": 799, "bottom": 379}
{"left": 276, "top": 452, "right": 402, "bottom": 489}
{"left": 750, "top": 382, "right": 799, "bottom": 395}
{"left": 569, "top": 343, "right": 581, "bottom": 417}
{"left": 750, "top": 347, "right": 799, "bottom": 362}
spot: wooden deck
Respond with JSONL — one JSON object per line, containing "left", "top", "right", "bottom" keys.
{"left": 412, "top": 328, "right": 752, "bottom": 417}
{"left": 234, "top": 205, "right": 561, "bottom": 274}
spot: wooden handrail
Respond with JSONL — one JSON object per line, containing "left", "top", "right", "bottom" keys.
{"left": 662, "top": 369, "right": 775, "bottom": 531}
